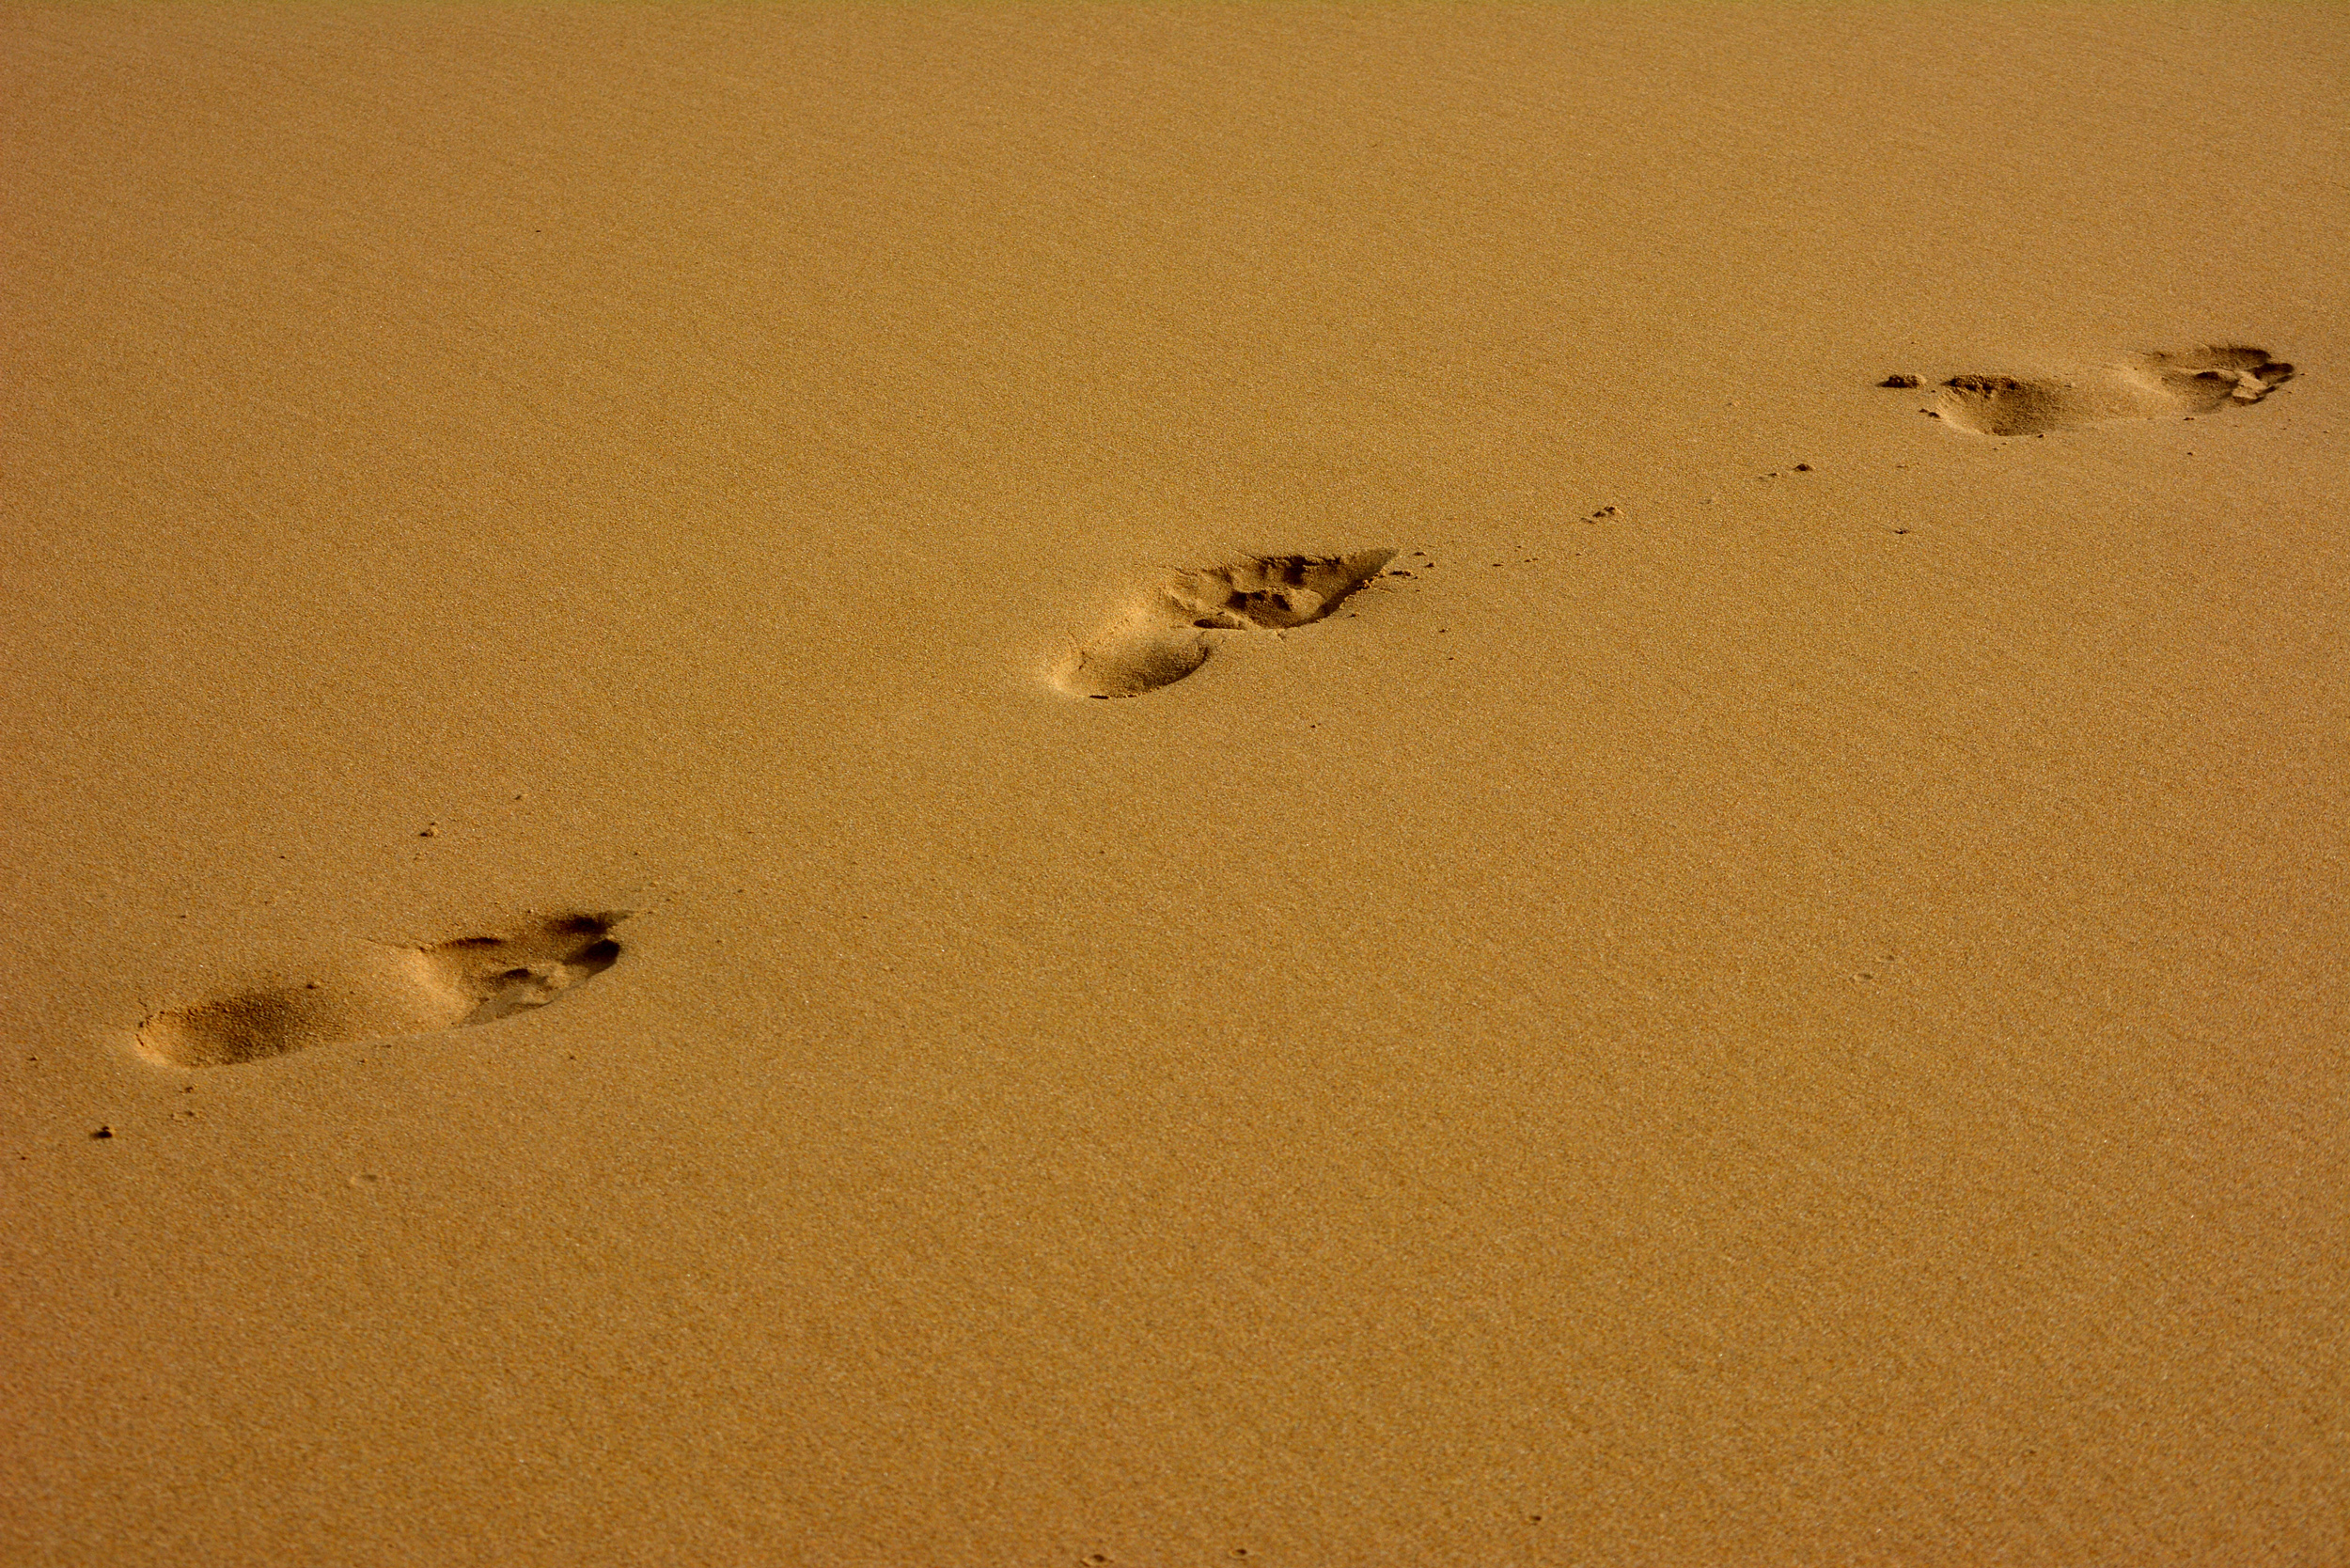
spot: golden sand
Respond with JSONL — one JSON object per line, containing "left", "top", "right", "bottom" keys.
{"left": 5, "top": 6, "right": 2343, "bottom": 1562}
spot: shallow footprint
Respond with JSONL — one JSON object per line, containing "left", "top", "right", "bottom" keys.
{"left": 138, "top": 913, "right": 627, "bottom": 1068}
{"left": 1928, "top": 345, "right": 2294, "bottom": 436}
{"left": 1054, "top": 550, "right": 1396, "bottom": 698}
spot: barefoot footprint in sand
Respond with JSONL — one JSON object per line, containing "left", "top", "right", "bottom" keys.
{"left": 1053, "top": 551, "right": 1396, "bottom": 698}
{"left": 1908, "top": 345, "right": 2295, "bottom": 436}
{"left": 138, "top": 913, "right": 627, "bottom": 1068}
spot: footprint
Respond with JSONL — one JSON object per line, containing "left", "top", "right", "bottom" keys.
{"left": 1927, "top": 346, "right": 2294, "bottom": 436}
{"left": 137, "top": 913, "right": 627, "bottom": 1068}
{"left": 1053, "top": 550, "right": 1396, "bottom": 698}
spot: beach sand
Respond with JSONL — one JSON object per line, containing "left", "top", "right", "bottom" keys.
{"left": 4, "top": 6, "right": 2344, "bottom": 1562}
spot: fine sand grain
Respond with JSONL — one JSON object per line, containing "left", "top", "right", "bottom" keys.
{"left": 5, "top": 6, "right": 2344, "bottom": 1564}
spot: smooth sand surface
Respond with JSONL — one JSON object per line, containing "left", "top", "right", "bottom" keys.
{"left": 5, "top": 6, "right": 2345, "bottom": 1563}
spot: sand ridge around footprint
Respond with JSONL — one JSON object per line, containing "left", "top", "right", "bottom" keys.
{"left": 137, "top": 913, "right": 628, "bottom": 1068}
{"left": 1053, "top": 550, "right": 1397, "bottom": 698}
{"left": 1919, "top": 345, "right": 2294, "bottom": 436}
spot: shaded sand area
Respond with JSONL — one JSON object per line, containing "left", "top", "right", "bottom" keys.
{"left": 4, "top": 6, "right": 2345, "bottom": 1563}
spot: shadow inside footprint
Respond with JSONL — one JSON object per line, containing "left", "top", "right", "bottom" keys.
{"left": 431, "top": 917, "right": 626, "bottom": 1027}
{"left": 138, "top": 912, "right": 628, "bottom": 1068}
{"left": 1055, "top": 550, "right": 1396, "bottom": 698}
{"left": 1932, "top": 346, "right": 2294, "bottom": 436}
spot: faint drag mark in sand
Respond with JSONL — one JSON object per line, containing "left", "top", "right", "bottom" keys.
{"left": 1914, "top": 346, "right": 2294, "bottom": 436}
{"left": 1053, "top": 550, "right": 1396, "bottom": 698}
{"left": 137, "top": 913, "right": 627, "bottom": 1068}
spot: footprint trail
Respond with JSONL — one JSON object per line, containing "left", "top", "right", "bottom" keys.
{"left": 1055, "top": 550, "right": 1395, "bottom": 698}
{"left": 138, "top": 913, "right": 627, "bottom": 1068}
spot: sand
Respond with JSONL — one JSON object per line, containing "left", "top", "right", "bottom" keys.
{"left": 4, "top": 5, "right": 2344, "bottom": 1563}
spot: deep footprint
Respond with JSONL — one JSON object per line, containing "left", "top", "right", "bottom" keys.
{"left": 1054, "top": 550, "right": 1396, "bottom": 698}
{"left": 138, "top": 913, "right": 627, "bottom": 1068}
{"left": 1926, "top": 346, "right": 2294, "bottom": 436}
